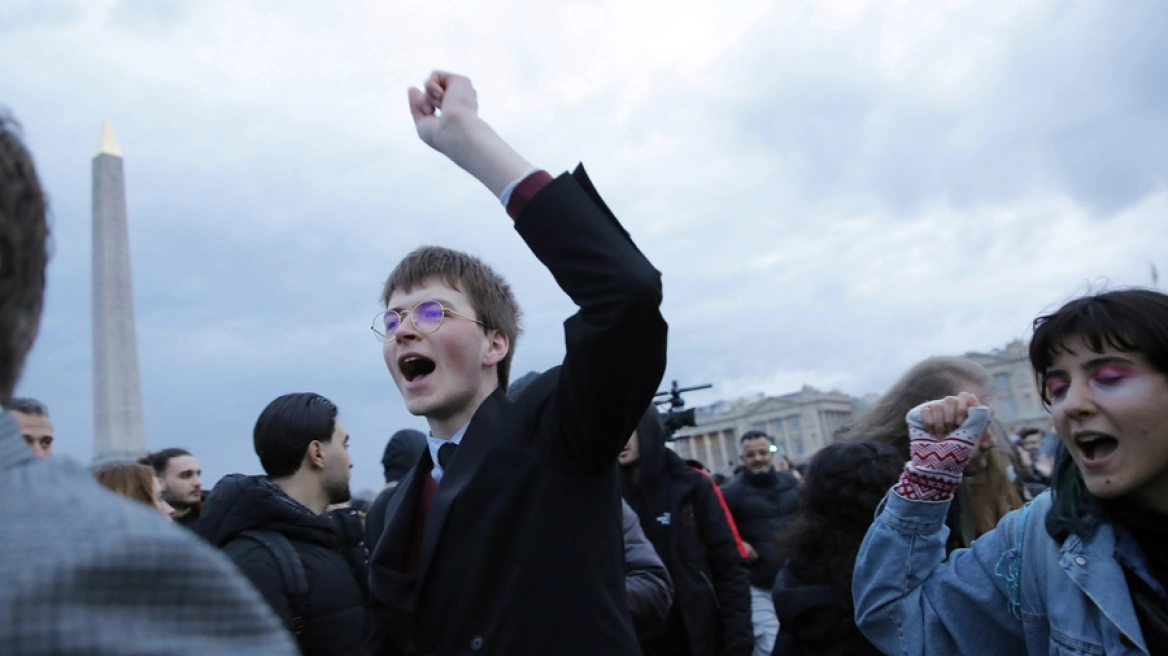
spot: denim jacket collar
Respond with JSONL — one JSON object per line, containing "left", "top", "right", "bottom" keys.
{"left": 1060, "top": 520, "right": 1159, "bottom": 653}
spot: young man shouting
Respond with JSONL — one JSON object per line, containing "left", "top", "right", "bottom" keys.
{"left": 365, "top": 71, "right": 667, "bottom": 655}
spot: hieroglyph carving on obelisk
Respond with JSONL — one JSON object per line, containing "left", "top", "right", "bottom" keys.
{"left": 92, "top": 120, "right": 146, "bottom": 463}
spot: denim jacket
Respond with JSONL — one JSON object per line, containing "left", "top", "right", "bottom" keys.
{"left": 853, "top": 490, "right": 1164, "bottom": 655}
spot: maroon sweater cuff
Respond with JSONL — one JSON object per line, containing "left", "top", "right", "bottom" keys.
{"left": 505, "top": 170, "right": 554, "bottom": 221}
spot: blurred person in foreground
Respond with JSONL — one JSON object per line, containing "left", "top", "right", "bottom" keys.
{"left": 0, "top": 111, "right": 296, "bottom": 654}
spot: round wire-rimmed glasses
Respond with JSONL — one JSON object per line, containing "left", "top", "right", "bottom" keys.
{"left": 370, "top": 300, "right": 484, "bottom": 343}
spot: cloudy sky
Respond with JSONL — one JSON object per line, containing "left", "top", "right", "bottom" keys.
{"left": 4, "top": 0, "right": 1165, "bottom": 494}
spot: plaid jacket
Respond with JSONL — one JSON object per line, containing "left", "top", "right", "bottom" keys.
{"left": 0, "top": 412, "right": 298, "bottom": 655}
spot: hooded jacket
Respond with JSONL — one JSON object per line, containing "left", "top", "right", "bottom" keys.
{"left": 198, "top": 474, "right": 369, "bottom": 656}
{"left": 381, "top": 429, "right": 426, "bottom": 485}
{"left": 623, "top": 498, "right": 674, "bottom": 632}
{"left": 621, "top": 408, "right": 753, "bottom": 656}
{"left": 366, "top": 430, "right": 428, "bottom": 550}
{"left": 720, "top": 466, "right": 800, "bottom": 589}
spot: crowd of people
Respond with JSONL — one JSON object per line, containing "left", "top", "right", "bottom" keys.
{"left": 1, "top": 71, "right": 1164, "bottom": 655}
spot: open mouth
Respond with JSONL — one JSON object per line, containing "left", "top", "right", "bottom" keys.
{"left": 399, "top": 355, "right": 436, "bottom": 382}
{"left": 1076, "top": 433, "right": 1119, "bottom": 463}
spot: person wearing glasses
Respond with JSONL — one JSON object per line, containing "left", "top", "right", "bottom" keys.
{"left": 364, "top": 71, "right": 667, "bottom": 656}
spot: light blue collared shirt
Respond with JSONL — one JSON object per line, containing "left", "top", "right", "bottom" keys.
{"left": 427, "top": 424, "right": 468, "bottom": 482}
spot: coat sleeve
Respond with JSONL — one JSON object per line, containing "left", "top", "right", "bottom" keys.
{"left": 852, "top": 490, "right": 1033, "bottom": 655}
{"left": 695, "top": 477, "right": 754, "bottom": 656}
{"left": 515, "top": 167, "right": 668, "bottom": 474}
{"left": 622, "top": 499, "right": 674, "bottom": 629}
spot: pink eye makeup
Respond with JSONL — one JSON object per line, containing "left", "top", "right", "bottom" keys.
{"left": 1090, "top": 365, "right": 1137, "bottom": 389}
{"left": 1045, "top": 377, "right": 1069, "bottom": 399}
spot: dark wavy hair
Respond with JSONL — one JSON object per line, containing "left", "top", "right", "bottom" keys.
{"left": 1029, "top": 288, "right": 1168, "bottom": 543}
{"left": 773, "top": 442, "right": 903, "bottom": 593}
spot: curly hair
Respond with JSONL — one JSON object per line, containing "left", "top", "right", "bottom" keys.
{"left": 773, "top": 442, "right": 903, "bottom": 593}
{"left": 0, "top": 113, "right": 50, "bottom": 402}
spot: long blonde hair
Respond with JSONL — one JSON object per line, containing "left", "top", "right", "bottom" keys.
{"left": 836, "top": 356, "right": 993, "bottom": 457}
{"left": 839, "top": 356, "right": 1021, "bottom": 542}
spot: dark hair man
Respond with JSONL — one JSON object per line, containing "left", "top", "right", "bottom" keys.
{"left": 199, "top": 393, "right": 367, "bottom": 656}
{"left": 2, "top": 397, "right": 52, "bottom": 457}
{"left": 618, "top": 407, "right": 753, "bottom": 656}
{"left": 719, "top": 430, "right": 801, "bottom": 656}
{"left": 364, "top": 72, "right": 667, "bottom": 655}
{"left": 142, "top": 447, "right": 203, "bottom": 529}
{"left": 0, "top": 113, "right": 296, "bottom": 653}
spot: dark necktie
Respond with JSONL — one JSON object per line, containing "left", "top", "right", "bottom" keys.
{"left": 438, "top": 442, "right": 458, "bottom": 470}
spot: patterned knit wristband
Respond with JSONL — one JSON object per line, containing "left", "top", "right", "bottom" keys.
{"left": 894, "top": 404, "right": 991, "bottom": 502}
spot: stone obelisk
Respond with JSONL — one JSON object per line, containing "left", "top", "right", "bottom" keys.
{"left": 92, "top": 120, "right": 146, "bottom": 463}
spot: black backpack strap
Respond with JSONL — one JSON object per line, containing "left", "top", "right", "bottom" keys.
{"left": 235, "top": 530, "right": 309, "bottom": 636}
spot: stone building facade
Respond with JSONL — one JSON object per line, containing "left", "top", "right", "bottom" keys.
{"left": 669, "top": 341, "right": 1052, "bottom": 476}
{"left": 670, "top": 385, "right": 862, "bottom": 475}
{"left": 964, "top": 340, "right": 1051, "bottom": 433}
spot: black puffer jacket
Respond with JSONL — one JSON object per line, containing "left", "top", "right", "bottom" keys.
{"left": 198, "top": 475, "right": 369, "bottom": 656}
{"left": 720, "top": 467, "right": 800, "bottom": 589}
{"left": 621, "top": 408, "right": 753, "bottom": 656}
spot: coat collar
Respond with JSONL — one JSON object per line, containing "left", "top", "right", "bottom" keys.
{"left": 415, "top": 388, "right": 510, "bottom": 580}
{"left": 370, "top": 389, "right": 511, "bottom": 585}
{"left": 1060, "top": 521, "right": 1151, "bottom": 651}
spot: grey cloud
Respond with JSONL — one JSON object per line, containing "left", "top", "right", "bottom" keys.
{"left": 109, "top": 0, "right": 188, "bottom": 32}
{"left": 727, "top": 2, "right": 1168, "bottom": 215}
{"left": 0, "top": 0, "right": 80, "bottom": 33}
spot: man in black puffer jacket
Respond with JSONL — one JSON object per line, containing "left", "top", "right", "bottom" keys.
{"left": 719, "top": 431, "right": 800, "bottom": 656}
{"left": 199, "top": 393, "right": 369, "bottom": 656}
{"left": 619, "top": 406, "right": 753, "bottom": 656}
